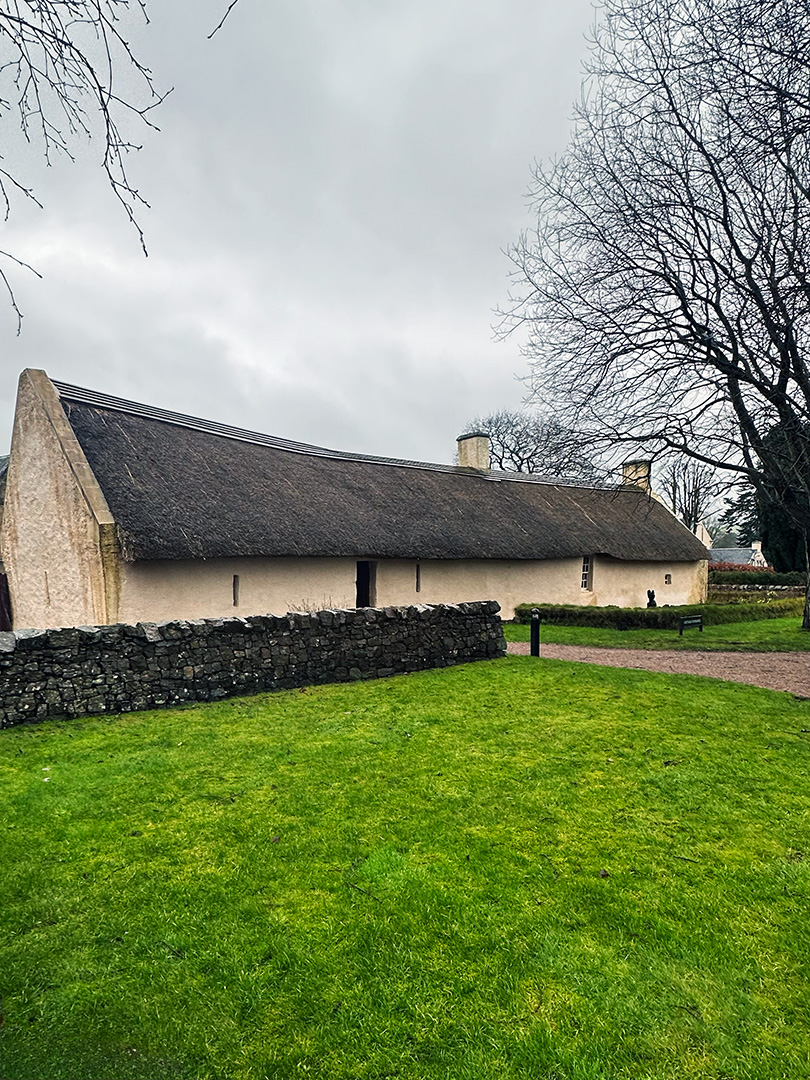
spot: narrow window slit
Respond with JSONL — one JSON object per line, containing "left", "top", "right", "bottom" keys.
{"left": 232, "top": 574, "right": 240, "bottom": 606}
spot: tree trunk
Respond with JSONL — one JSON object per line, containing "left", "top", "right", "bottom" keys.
{"left": 803, "top": 531, "right": 810, "bottom": 630}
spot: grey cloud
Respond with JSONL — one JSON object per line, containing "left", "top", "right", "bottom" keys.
{"left": 0, "top": 0, "right": 592, "bottom": 459}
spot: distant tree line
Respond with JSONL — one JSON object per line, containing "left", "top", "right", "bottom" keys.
{"left": 465, "top": 409, "right": 601, "bottom": 483}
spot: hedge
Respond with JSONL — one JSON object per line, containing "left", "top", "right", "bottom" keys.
{"left": 512, "top": 598, "right": 804, "bottom": 629}
{"left": 708, "top": 569, "right": 807, "bottom": 585}
{"left": 708, "top": 561, "right": 770, "bottom": 573}
{"left": 707, "top": 587, "right": 805, "bottom": 604}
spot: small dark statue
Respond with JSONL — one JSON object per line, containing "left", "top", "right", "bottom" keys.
{"left": 647, "top": 589, "right": 657, "bottom": 608}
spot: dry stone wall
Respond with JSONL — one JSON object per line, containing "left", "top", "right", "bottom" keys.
{"left": 0, "top": 601, "right": 505, "bottom": 727}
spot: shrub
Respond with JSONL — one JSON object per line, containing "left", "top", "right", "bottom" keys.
{"left": 512, "top": 598, "right": 803, "bottom": 629}
{"left": 708, "top": 569, "right": 806, "bottom": 585}
{"left": 708, "top": 561, "right": 769, "bottom": 573}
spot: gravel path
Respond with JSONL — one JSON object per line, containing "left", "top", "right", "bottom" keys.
{"left": 506, "top": 642, "right": 810, "bottom": 697}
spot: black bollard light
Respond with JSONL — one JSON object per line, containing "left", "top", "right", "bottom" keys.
{"left": 530, "top": 608, "right": 541, "bottom": 657}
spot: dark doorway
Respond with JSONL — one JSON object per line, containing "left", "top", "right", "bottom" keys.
{"left": 355, "top": 560, "right": 376, "bottom": 607}
{"left": 0, "top": 573, "right": 12, "bottom": 631}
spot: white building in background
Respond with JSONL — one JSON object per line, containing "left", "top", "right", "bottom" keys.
{"left": 710, "top": 543, "right": 769, "bottom": 568}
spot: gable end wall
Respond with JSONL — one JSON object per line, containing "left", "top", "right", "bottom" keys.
{"left": 0, "top": 370, "right": 120, "bottom": 629}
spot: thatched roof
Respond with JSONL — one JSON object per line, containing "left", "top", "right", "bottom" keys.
{"left": 55, "top": 380, "right": 709, "bottom": 564}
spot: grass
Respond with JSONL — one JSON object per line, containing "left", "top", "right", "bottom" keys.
{"left": 2, "top": 657, "right": 810, "bottom": 1079}
{"left": 504, "top": 614, "right": 810, "bottom": 651}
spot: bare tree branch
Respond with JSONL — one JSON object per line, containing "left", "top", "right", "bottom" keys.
{"left": 467, "top": 409, "right": 602, "bottom": 482}
{"left": 0, "top": 2, "right": 241, "bottom": 329}
{"left": 208, "top": 0, "right": 241, "bottom": 40}
{"left": 0, "top": 2, "right": 169, "bottom": 251}
{"left": 656, "top": 457, "right": 723, "bottom": 531}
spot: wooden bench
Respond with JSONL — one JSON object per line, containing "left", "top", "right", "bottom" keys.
{"left": 678, "top": 615, "right": 703, "bottom": 635}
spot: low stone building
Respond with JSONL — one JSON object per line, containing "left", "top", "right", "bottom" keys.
{"left": 0, "top": 370, "right": 708, "bottom": 629}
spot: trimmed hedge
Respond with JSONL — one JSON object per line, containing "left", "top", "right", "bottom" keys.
{"left": 513, "top": 598, "right": 804, "bottom": 629}
{"left": 709, "top": 569, "right": 807, "bottom": 585}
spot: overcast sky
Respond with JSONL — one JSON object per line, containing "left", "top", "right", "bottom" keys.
{"left": 0, "top": 0, "right": 592, "bottom": 463}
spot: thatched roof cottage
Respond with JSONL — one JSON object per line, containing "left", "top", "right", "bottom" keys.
{"left": 0, "top": 370, "right": 708, "bottom": 629}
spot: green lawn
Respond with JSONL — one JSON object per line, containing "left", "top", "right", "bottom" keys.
{"left": 504, "top": 614, "right": 810, "bottom": 651}
{"left": 2, "top": 658, "right": 810, "bottom": 1079}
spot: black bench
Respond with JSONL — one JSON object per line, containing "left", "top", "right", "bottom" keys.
{"left": 678, "top": 615, "right": 703, "bottom": 635}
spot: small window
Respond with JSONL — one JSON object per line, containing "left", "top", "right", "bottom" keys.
{"left": 415, "top": 561, "right": 422, "bottom": 593}
{"left": 232, "top": 574, "right": 240, "bottom": 606}
{"left": 664, "top": 573, "right": 672, "bottom": 585}
{"left": 581, "top": 556, "right": 592, "bottom": 591}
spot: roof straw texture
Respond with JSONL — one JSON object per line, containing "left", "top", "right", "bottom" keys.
{"left": 56, "top": 383, "right": 709, "bottom": 564}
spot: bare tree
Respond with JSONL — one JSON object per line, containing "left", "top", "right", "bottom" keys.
{"left": 0, "top": 1, "right": 241, "bottom": 330}
{"left": 467, "top": 409, "right": 600, "bottom": 482}
{"left": 501, "top": 0, "right": 810, "bottom": 625}
{"left": 656, "top": 458, "right": 722, "bottom": 532}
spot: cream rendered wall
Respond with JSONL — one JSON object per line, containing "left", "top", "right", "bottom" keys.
{"left": 376, "top": 558, "right": 583, "bottom": 616}
{"left": 120, "top": 556, "right": 581, "bottom": 623}
{"left": 118, "top": 553, "right": 706, "bottom": 624}
{"left": 589, "top": 555, "right": 707, "bottom": 608}
{"left": 376, "top": 556, "right": 706, "bottom": 616}
{"left": 1, "top": 371, "right": 116, "bottom": 630}
{"left": 118, "top": 557, "right": 359, "bottom": 623}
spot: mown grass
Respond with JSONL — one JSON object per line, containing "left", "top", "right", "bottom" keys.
{"left": 2, "top": 657, "right": 810, "bottom": 1079}
{"left": 504, "top": 614, "right": 810, "bottom": 651}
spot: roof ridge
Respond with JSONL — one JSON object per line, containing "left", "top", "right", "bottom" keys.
{"left": 52, "top": 378, "right": 608, "bottom": 490}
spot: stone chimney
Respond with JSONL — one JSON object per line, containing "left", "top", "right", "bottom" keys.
{"left": 620, "top": 458, "right": 652, "bottom": 494}
{"left": 457, "top": 431, "right": 490, "bottom": 471}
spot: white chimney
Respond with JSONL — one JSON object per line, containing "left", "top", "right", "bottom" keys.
{"left": 620, "top": 459, "right": 652, "bottom": 494}
{"left": 457, "top": 431, "right": 490, "bottom": 471}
